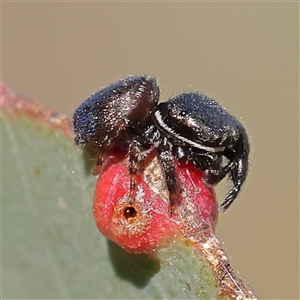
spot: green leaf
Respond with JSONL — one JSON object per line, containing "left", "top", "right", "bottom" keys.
{"left": 2, "top": 83, "right": 259, "bottom": 299}
{"left": 1, "top": 99, "right": 217, "bottom": 299}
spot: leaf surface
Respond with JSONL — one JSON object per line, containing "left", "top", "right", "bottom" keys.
{"left": 1, "top": 82, "right": 257, "bottom": 299}
{"left": 1, "top": 89, "right": 216, "bottom": 299}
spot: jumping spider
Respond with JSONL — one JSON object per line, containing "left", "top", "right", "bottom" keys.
{"left": 73, "top": 75, "right": 249, "bottom": 213}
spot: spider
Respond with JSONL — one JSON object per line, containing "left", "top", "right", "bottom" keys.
{"left": 73, "top": 75, "right": 249, "bottom": 213}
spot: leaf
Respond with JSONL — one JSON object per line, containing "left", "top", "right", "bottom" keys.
{"left": 1, "top": 81, "right": 257, "bottom": 299}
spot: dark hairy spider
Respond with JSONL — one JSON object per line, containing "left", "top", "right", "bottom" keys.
{"left": 73, "top": 75, "right": 249, "bottom": 213}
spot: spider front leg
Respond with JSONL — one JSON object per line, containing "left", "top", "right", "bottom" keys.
{"left": 219, "top": 147, "right": 249, "bottom": 212}
{"left": 157, "top": 138, "right": 181, "bottom": 212}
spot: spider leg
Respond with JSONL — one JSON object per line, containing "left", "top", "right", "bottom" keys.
{"left": 219, "top": 144, "right": 249, "bottom": 212}
{"left": 157, "top": 138, "right": 181, "bottom": 212}
{"left": 192, "top": 151, "right": 225, "bottom": 185}
{"left": 128, "top": 140, "right": 141, "bottom": 204}
{"left": 92, "top": 135, "right": 119, "bottom": 175}
{"left": 93, "top": 153, "right": 104, "bottom": 175}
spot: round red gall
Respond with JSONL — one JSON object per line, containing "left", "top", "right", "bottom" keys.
{"left": 93, "top": 152, "right": 218, "bottom": 254}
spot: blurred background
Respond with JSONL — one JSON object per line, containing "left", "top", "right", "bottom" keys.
{"left": 2, "top": 2, "right": 298, "bottom": 299}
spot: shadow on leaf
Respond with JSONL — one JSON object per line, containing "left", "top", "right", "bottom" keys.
{"left": 107, "top": 240, "right": 160, "bottom": 288}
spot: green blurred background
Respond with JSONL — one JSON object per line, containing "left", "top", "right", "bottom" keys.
{"left": 2, "top": 2, "right": 298, "bottom": 299}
